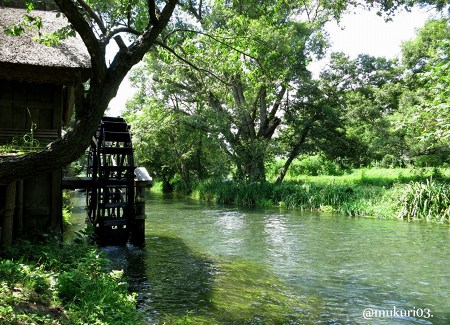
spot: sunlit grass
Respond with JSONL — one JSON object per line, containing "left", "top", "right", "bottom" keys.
{"left": 195, "top": 168, "right": 450, "bottom": 222}
{"left": 0, "top": 237, "right": 144, "bottom": 325}
{"left": 292, "top": 167, "right": 449, "bottom": 186}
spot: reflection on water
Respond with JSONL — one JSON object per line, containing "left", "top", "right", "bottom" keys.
{"left": 69, "top": 191, "right": 450, "bottom": 324}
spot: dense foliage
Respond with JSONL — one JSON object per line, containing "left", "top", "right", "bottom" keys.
{"left": 125, "top": 1, "right": 346, "bottom": 186}
{"left": 0, "top": 234, "right": 143, "bottom": 324}
{"left": 125, "top": 4, "right": 449, "bottom": 191}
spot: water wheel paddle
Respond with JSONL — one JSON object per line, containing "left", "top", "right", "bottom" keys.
{"left": 86, "top": 116, "right": 135, "bottom": 245}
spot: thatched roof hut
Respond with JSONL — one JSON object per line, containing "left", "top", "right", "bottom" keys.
{"left": 0, "top": 7, "right": 91, "bottom": 84}
{"left": 0, "top": 7, "right": 94, "bottom": 245}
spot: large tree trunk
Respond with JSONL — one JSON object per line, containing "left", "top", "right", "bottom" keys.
{"left": 234, "top": 141, "right": 267, "bottom": 181}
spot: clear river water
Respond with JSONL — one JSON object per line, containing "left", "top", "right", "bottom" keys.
{"left": 69, "top": 191, "right": 450, "bottom": 324}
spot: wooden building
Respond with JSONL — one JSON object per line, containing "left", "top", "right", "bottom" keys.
{"left": 0, "top": 7, "right": 90, "bottom": 244}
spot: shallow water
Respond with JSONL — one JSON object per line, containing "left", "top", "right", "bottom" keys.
{"left": 69, "top": 191, "right": 450, "bottom": 324}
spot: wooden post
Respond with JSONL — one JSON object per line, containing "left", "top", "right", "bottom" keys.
{"left": 130, "top": 167, "right": 152, "bottom": 246}
{"left": 1, "top": 182, "right": 16, "bottom": 248}
{"left": 15, "top": 180, "right": 23, "bottom": 236}
{"left": 51, "top": 170, "right": 63, "bottom": 235}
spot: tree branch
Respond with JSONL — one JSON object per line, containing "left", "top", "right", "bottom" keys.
{"left": 186, "top": 0, "right": 203, "bottom": 21}
{"left": 76, "top": 0, "right": 107, "bottom": 35}
{"left": 105, "top": 26, "right": 141, "bottom": 43}
{"left": 126, "top": 0, "right": 178, "bottom": 65}
{"left": 147, "top": 0, "right": 158, "bottom": 25}
{"left": 155, "top": 40, "right": 231, "bottom": 85}
{"left": 256, "top": 86, "right": 267, "bottom": 133}
{"left": 268, "top": 85, "right": 286, "bottom": 121}
{"left": 163, "top": 29, "right": 263, "bottom": 70}
{"left": 275, "top": 120, "right": 314, "bottom": 184}
{"left": 54, "top": 0, "right": 105, "bottom": 78}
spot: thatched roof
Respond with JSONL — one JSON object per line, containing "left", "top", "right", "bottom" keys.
{"left": 0, "top": 7, "right": 91, "bottom": 84}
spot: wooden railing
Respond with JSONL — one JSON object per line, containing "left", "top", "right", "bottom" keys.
{"left": 0, "top": 128, "right": 59, "bottom": 146}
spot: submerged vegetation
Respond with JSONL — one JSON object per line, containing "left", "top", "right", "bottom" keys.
{"left": 160, "top": 256, "right": 323, "bottom": 324}
{"left": 0, "top": 234, "right": 143, "bottom": 325}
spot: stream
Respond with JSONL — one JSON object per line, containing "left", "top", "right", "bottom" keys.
{"left": 68, "top": 191, "right": 450, "bottom": 324}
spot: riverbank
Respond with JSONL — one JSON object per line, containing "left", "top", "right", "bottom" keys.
{"left": 195, "top": 167, "right": 450, "bottom": 223}
{"left": 0, "top": 234, "right": 144, "bottom": 325}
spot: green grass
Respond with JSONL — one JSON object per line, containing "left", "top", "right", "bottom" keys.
{"left": 195, "top": 168, "right": 450, "bottom": 223}
{"left": 289, "top": 167, "right": 448, "bottom": 186}
{"left": 0, "top": 234, "right": 144, "bottom": 325}
{"left": 394, "top": 179, "right": 450, "bottom": 222}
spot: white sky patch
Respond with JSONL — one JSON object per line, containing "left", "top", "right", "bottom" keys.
{"left": 107, "top": 72, "right": 134, "bottom": 117}
{"left": 106, "top": 39, "right": 137, "bottom": 117}
{"left": 308, "top": 7, "right": 438, "bottom": 77}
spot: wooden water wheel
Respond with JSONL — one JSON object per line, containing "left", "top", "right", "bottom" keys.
{"left": 86, "top": 116, "right": 135, "bottom": 245}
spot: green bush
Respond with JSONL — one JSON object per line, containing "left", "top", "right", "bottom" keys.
{"left": 0, "top": 238, "right": 144, "bottom": 325}
{"left": 57, "top": 269, "right": 141, "bottom": 324}
{"left": 292, "top": 155, "right": 345, "bottom": 176}
{"left": 265, "top": 156, "right": 347, "bottom": 182}
{"left": 414, "top": 152, "right": 450, "bottom": 167}
{"left": 380, "top": 154, "right": 400, "bottom": 168}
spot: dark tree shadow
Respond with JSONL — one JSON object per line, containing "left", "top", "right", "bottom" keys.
{"left": 102, "top": 235, "right": 216, "bottom": 322}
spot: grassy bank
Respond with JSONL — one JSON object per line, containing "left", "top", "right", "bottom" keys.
{"left": 0, "top": 233, "right": 143, "bottom": 325}
{"left": 195, "top": 168, "right": 450, "bottom": 223}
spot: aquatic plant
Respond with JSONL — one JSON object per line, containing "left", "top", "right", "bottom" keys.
{"left": 194, "top": 168, "right": 450, "bottom": 222}
{"left": 395, "top": 179, "right": 450, "bottom": 222}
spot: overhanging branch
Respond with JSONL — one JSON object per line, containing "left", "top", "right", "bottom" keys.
{"left": 54, "top": 0, "right": 106, "bottom": 77}
{"left": 163, "top": 28, "right": 264, "bottom": 70}
{"left": 155, "top": 40, "right": 231, "bottom": 85}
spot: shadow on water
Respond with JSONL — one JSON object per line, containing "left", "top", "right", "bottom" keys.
{"left": 102, "top": 236, "right": 321, "bottom": 324}
{"left": 102, "top": 235, "right": 217, "bottom": 323}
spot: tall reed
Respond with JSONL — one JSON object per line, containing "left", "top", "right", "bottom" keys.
{"left": 395, "top": 179, "right": 450, "bottom": 222}
{"left": 195, "top": 173, "right": 450, "bottom": 223}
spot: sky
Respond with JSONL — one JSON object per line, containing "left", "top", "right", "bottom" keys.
{"left": 308, "top": 6, "right": 438, "bottom": 77}
{"left": 107, "top": 6, "right": 438, "bottom": 116}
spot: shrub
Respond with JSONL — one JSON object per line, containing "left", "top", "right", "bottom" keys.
{"left": 380, "top": 154, "right": 399, "bottom": 168}
{"left": 0, "top": 239, "right": 144, "bottom": 325}
{"left": 57, "top": 269, "right": 141, "bottom": 324}
{"left": 292, "top": 155, "right": 345, "bottom": 177}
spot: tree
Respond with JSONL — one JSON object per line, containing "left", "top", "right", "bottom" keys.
{"left": 363, "top": 0, "right": 449, "bottom": 16}
{"left": 394, "top": 18, "right": 450, "bottom": 165}
{"left": 129, "top": 0, "right": 355, "bottom": 182}
{"left": 274, "top": 77, "right": 355, "bottom": 183}
{"left": 319, "top": 52, "right": 406, "bottom": 165}
{"left": 123, "top": 95, "right": 230, "bottom": 193}
{"left": 0, "top": 0, "right": 178, "bottom": 185}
